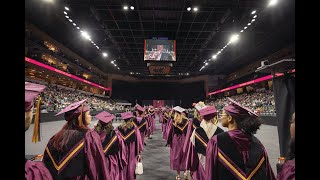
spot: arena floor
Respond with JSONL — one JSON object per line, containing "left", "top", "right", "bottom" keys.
{"left": 25, "top": 116, "right": 279, "bottom": 179}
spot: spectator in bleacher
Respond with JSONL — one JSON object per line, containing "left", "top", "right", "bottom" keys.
{"left": 205, "top": 98, "right": 275, "bottom": 180}
{"left": 42, "top": 99, "right": 111, "bottom": 180}
{"left": 276, "top": 112, "right": 295, "bottom": 180}
{"left": 25, "top": 82, "right": 53, "bottom": 180}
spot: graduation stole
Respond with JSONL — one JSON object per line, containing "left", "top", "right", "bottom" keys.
{"left": 118, "top": 128, "right": 136, "bottom": 141}
{"left": 45, "top": 139, "right": 85, "bottom": 173}
{"left": 103, "top": 135, "right": 118, "bottom": 154}
{"left": 132, "top": 119, "right": 147, "bottom": 130}
{"left": 174, "top": 119, "right": 189, "bottom": 132}
{"left": 217, "top": 149, "right": 265, "bottom": 180}
{"left": 194, "top": 130, "right": 208, "bottom": 147}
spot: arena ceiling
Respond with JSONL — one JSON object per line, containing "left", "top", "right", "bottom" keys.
{"left": 25, "top": 0, "right": 295, "bottom": 78}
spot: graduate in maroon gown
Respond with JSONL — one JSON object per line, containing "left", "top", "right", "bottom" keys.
{"left": 185, "top": 105, "right": 224, "bottom": 180}
{"left": 133, "top": 104, "right": 148, "bottom": 145}
{"left": 161, "top": 107, "right": 169, "bottom": 140}
{"left": 145, "top": 108, "right": 153, "bottom": 139}
{"left": 277, "top": 112, "right": 295, "bottom": 180}
{"left": 166, "top": 106, "right": 189, "bottom": 180}
{"left": 183, "top": 101, "right": 206, "bottom": 159}
{"left": 93, "top": 111, "right": 127, "bottom": 180}
{"left": 205, "top": 98, "right": 275, "bottom": 180}
{"left": 43, "top": 99, "right": 111, "bottom": 180}
{"left": 25, "top": 82, "right": 53, "bottom": 180}
{"left": 117, "top": 111, "right": 143, "bottom": 180}
{"left": 149, "top": 107, "right": 156, "bottom": 134}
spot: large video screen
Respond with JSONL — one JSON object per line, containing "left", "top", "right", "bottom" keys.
{"left": 144, "top": 39, "right": 176, "bottom": 61}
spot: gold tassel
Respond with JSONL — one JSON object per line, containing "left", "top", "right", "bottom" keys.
{"left": 78, "top": 104, "right": 84, "bottom": 127}
{"left": 32, "top": 96, "right": 41, "bottom": 143}
{"left": 213, "top": 116, "right": 218, "bottom": 125}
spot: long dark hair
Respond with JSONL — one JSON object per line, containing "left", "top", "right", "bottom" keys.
{"left": 51, "top": 111, "right": 89, "bottom": 151}
{"left": 94, "top": 121, "right": 114, "bottom": 134}
{"left": 231, "top": 114, "right": 262, "bottom": 134}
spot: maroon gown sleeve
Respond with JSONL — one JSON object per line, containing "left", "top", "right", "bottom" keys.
{"left": 166, "top": 119, "right": 174, "bottom": 145}
{"left": 25, "top": 160, "right": 53, "bottom": 180}
{"left": 262, "top": 146, "right": 277, "bottom": 180}
{"left": 135, "top": 126, "right": 144, "bottom": 154}
{"left": 115, "top": 130, "right": 128, "bottom": 171}
{"left": 205, "top": 135, "right": 219, "bottom": 180}
{"left": 185, "top": 139, "right": 199, "bottom": 171}
{"left": 276, "top": 159, "right": 295, "bottom": 180}
{"left": 183, "top": 119, "right": 193, "bottom": 154}
{"left": 84, "top": 130, "right": 111, "bottom": 180}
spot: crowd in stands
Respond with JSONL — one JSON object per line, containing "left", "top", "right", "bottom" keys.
{"left": 39, "top": 85, "right": 126, "bottom": 113}
{"left": 207, "top": 90, "right": 276, "bottom": 116}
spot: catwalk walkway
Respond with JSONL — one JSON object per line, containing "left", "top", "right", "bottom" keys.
{"left": 136, "top": 121, "right": 190, "bottom": 180}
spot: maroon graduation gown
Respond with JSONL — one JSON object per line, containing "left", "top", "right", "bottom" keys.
{"left": 25, "top": 159, "right": 53, "bottom": 180}
{"left": 43, "top": 129, "right": 111, "bottom": 180}
{"left": 98, "top": 130, "right": 128, "bottom": 180}
{"left": 205, "top": 129, "right": 276, "bottom": 180}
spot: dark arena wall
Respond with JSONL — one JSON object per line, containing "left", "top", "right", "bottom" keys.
{"left": 111, "top": 80, "right": 206, "bottom": 108}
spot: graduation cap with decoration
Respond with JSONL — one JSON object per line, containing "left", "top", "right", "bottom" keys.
{"left": 25, "top": 82, "right": 46, "bottom": 143}
{"left": 95, "top": 111, "right": 115, "bottom": 124}
{"left": 194, "top": 101, "right": 206, "bottom": 111}
{"left": 224, "top": 97, "right": 259, "bottom": 117}
{"left": 172, "top": 106, "right": 186, "bottom": 113}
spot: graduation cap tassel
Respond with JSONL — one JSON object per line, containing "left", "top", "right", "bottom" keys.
{"left": 213, "top": 116, "right": 218, "bottom": 125}
{"left": 78, "top": 104, "right": 84, "bottom": 127}
{"left": 32, "top": 96, "right": 41, "bottom": 143}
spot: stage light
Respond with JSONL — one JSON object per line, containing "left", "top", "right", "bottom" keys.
{"left": 186, "top": 73, "right": 189, "bottom": 75}
{"left": 64, "top": 11, "right": 67, "bottom": 15}
{"left": 114, "top": 64, "right": 117, "bottom": 66}
{"left": 117, "top": 67, "right": 120, "bottom": 70}
{"left": 230, "top": 34, "right": 239, "bottom": 44}
{"left": 130, "top": 6, "right": 134, "bottom": 10}
{"left": 253, "top": 15, "right": 257, "bottom": 18}
{"left": 268, "top": 0, "right": 278, "bottom": 7}
{"left": 76, "top": 27, "right": 80, "bottom": 29}
{"left": 193, "top": 7, "right": 198, "bottom": 12}
{"left": 212, "top": 55, "right": 217, "bottom": 59}
{"left": 81, "top": 31, "right": 90, "bottom": 40}
{"left": 73, "top": 23, "right": 76, "bottom": 26}
{"left": 65, "top": 7, "right": 69, "bottom": 11}
{"left": 187, "top": 7, "right": 191, "bottom": 11}
{"left": 123, "top": 6, "right": 128, "bottom": 10}
{"left": 251, "top": 10, "right": 256, "bottom": 15}
{"left": 102, "top": 52, "right": 108, "bottom": 57}
{"left": 111, "top": 61, "right": 114, "bottom": 64}
{"left": 248, "top": 23, "right": 251, "bottom": 26}
{"left": 65, "top": 16, "right": 69, "bottom": 19}
{"left": 244, "top": 26, "right": 247, "bottom": 29}
{"left": 252, "top": 19, "right": 255, "bottom": 22}
{"left": 205, "top": 62, "right": 208, "bottom": 65}
{"left": 240, "top": 30, "right": 244, "bottom": 33}
{"left": 69, "top": 19, "right": 73, "bottom": 22}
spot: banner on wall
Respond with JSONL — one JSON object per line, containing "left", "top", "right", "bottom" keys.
{"left": 153, "top": 100, "right": 165, "bottom": 108}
